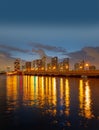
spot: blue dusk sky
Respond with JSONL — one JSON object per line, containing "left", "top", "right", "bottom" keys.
{"left": 0, "top": 0, "right": 99, "bottom": 70}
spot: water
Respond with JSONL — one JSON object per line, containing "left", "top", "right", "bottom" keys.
{"left": 0, "top": 75, "right": 99, "bottom": 130}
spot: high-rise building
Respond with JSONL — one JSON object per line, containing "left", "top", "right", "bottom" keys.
{"left": 32, "top": 60, "right": 36, "bottom": 70}
{"left": 74, "top": 60, "right": 85, "bottom": 70}
{"left": 47, "top": 63, "right": 51, "bottom": 71}
{"left": 79, "top": 60, "right": 85, "bottom": 70}
{"left": 51, "top": 57, "right": 58, "bottom": 71}
{"left": 63, "top": 58, "right": 69, "bottom": 70}
{"left": 36, "top": 59, "right": 42, "bottom": 70}
{"left": 14, "top": 59, "right": 20, "bottom": 71}
{"left": 26, "top": 62, "right": 31, "bottom": 71}
{"left": 89, "top": 65, "right": 96, "bottom": 70}
{"left": 74, "top": 63, "right": 80, "bottom": 70}
{"left": 58, "top": 62, "right": 63, "bottom": 71}
{"left": 41, "top": 56, "right": 46, "bottom": 71}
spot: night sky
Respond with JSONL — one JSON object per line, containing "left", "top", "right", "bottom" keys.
{"left": 0, "top": 0, "right": 99, "bottom": 70}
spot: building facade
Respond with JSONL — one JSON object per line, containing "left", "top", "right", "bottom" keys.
{"left": 63, "top": 58, "right": 69, "bottom": 71}
{"left": 14, "top": 59, "right": 20, "bottom": 71}
{"left": 26, "top": 62, "right": 31, "bottom": 71}
{"left": 51, "top": 57, "right": 58, "bottom": 71}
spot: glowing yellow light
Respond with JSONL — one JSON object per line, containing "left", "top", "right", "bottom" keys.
{"left": 48, "top": 77, "right": 52, "bottom": 104}
{"left": 35, "top": 76, "right": 38, "bottom": 102}
{"left": 52, "top": 77, "right": 56, "bottom": 106}
{"left": 80, "top": 66, "right": 83, "bottom": 69}
{"left": 60, "top": 78, "right": 63, "bottom": 100}
{"left": 79, "top": 79, "right": 84, "bottom": 116}
{"left": 38, "top": 76, "right": 44, "bottom": 108}
{"left": 60, "top": 67, "right": 63, "bottom": 69}
{"left": 6, "top": 76, "right": 18, "bottom": 110}
{"left": 53, "top": 66, "right": 56, "bottom": 70}
{"left": 65, "top": 79, "right": 70, "bottom": 116}
{"left": 66, "top": 65, "right": 68, "bottom": 69}
{"left": 85, "top": 63, "right": 89, "bottom": 67}
{"left": 45, "top": 77, "right": 49, "bottom": 96}
{"left": 84, "top": 81, "right": 92, "bottom": 119}
{"left": 51, "top": 77, "right": 57, "bottom": 116}
{"left": 22, "top": 76, "right": 35, "bottom": 106}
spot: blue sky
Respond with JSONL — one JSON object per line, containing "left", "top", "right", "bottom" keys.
{"left": 0, "top": 0, "right": 98, "bottom": 24}
{"left": 0, "top": 0, "right": 99, "bottom": 70}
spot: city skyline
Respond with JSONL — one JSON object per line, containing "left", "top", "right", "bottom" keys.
{"left": 0, "top": 0, "right": 99, "bottom": 70}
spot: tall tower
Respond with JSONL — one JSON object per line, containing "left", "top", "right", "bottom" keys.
{"left": 42, "top": 56, "right": 46, "bottom": 71}
{"left": 26, "top": 62, "right": 31, "bottom": 71}
{"left": 63, "top": 58, "right": 69, "bottom": 71}
{"left": 51, "top": 57, "right": 58, "bottom": 71}
{"left": 14, "top": 59, "right": 20, "bottom": 71}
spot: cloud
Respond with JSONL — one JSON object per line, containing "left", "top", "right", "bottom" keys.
{"left": 29, "top": 42, "right": 67, "bottom": 53}
{"left": 0, "top": 44, "right": 29, "bottom": 53}
{"left": 0, "top": 51, "right": 15, "bottom": 71}
{"left": 67, "top": 46, "right": 99, "bottom": 69}
{"left": 32, "top": 48, "right": 52, "bottom": 63}
{"left": 0, "top": 50, "right": 27, "bottom": 71}
{"left": 0, "top": 50, "right": 11, "bottom": 58}
{"left": 32, "top": 46, "right": 99, "bottom": 69}
{"left": 83, "top": 46, "right": 99, "bottom": 59}
{"left": 32, "top": 49, "right": 46, "bottom": 58}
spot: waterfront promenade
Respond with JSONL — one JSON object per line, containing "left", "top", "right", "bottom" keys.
{"left": 7, "top": 70, "right": 99, "bottom": 77}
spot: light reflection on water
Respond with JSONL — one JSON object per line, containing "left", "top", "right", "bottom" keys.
{"left": 79, "top": 79, "right": 93, "bottom": 119}
{"left": 0, "top": 75, "right": 99, "bottom": 129}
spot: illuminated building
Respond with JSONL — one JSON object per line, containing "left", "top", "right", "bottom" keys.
{"left": 32, "top": 57, "right": 46, "bottom": 71}
{"left": 26, "top": 62, "right": 31, "bottom": 71}
{"left": 51, "top": 57, "right": 58, "bottom": 71}
{"left": 74, "top": 63, "right": 79, "bottom": 70}
{"left": 84, "top": 63, "right": 89, "bottom": 70}
{"left": 47, "top": 63, "right": 51, "bottom": 71}
{"left": 21, "top": 65, "right": 25, "bottom": 71}
{"left": 32, "top": 60, "right": 36, "bottom": 70}
{"left": 89, "top": 65, "right": 96, "bottom": 70}
{"left": 41, "top": 56, "right": 46, "bottom": 71}
{"left": 63, "top": 58, "right": 69, "bottom": 71}
{"left": 74, "top": 60, "right": 85, "bottom": 70}
{"left": 58, "top": 62, "right": 63, "bottom": 71}
{"left": 79, "top": 60, "right": 85, "bottom": 70}
{"left": 14, "top": 59, "right": 20, "bottom": 71}
{"left": 36, "top": 59, "right": 43, "bottom": 70}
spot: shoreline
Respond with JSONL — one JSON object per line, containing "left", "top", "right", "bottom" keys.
{"left": 5, "top": 70, "right": 99, "bottom": 78}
